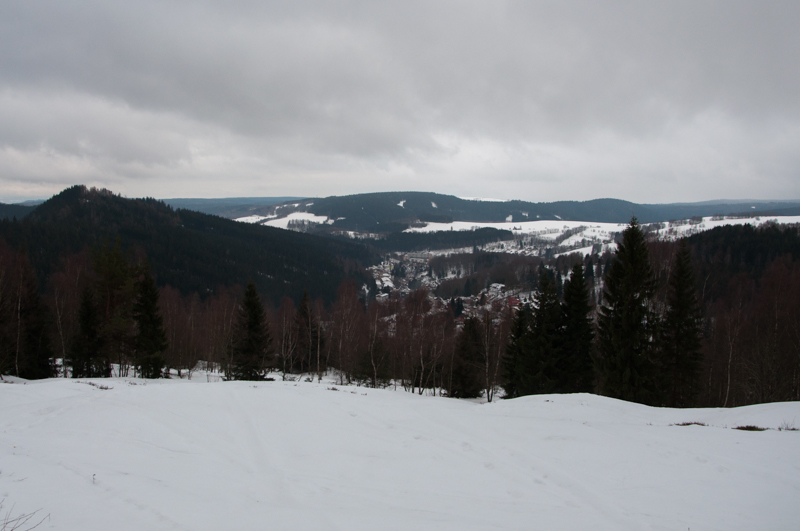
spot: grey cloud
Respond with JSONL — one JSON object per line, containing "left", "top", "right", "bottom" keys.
{"left": 0, "top": 1, "right": 798, "bottom": 202}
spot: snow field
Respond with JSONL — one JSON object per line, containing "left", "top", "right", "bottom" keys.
{"left": 1, "top": 377, "right": 799, "bottom": 530}
{"left": 403, "top": 219, "right": 626, "bottom": 236}
{"left": 236, "top": 212, "right": 330, "bottom": 228}
{"left": 404, "top": 215, "right": 800, "bottom": 239}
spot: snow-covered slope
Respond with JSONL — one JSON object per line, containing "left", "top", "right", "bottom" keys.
{"left": 236, "top": 211, "right": 330, "bottom": 228}
{"left": 403, "top": 215, "right": 800, "bottom": 257}
{"left": 236, "top": 203, "right": 800, "bottom": 259}
{"left": 404, "top": 215, "right": 800, "bottom": 237}
{"left": 404, "top": 218, "right": 625, "bottom": 237}
{"left": 2, "top": 377, "right": 798, "bottom": 530}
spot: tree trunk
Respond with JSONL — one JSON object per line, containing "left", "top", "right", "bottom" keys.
{"left": 15, "top": 283, "right": 22, "bottom": 377}
{"left": 54, "top": 288, "right": 68, "bottom": 377}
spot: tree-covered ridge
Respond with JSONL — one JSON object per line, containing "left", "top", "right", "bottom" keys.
{"left": 215, "top": 190, "right": 800, "bottom": 233}
{"left": 0, "top": 203, "right": 36, "bottom": 220}
{"left": 0, "top": 185, "right": 377, "bottom": 304}
{"left": 307, "top": 193, "right": 654, "bottom": 231}
{"left": 163, "top": 196, "right": 306, "bottom": 219}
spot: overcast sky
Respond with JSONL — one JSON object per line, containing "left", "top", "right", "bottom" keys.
{"left": 1, "top": 1, "right": 799, "bottom": 203}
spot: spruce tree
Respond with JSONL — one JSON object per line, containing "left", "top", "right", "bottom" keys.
{"left": 561, "top": 262, "right": 595, "bottom": 393}
{"left": 450, "top": 316, "right": 484, "bottom": 398}
{"left": 69, "top": 286, "right": 108, "bottom": 378}
{"left": 502, "top": 302, "right": 532, "bottom": 398}
{"left": 597, "top": 218, "right": 660, "bottom": 405}
{"left": 231, "top": 281, "right": 272, "bottom": 380}
{"left": 522, "top": 269, "right": 562, "bottom": 395}
{"left": 93, "top": 240, "right": 136, "bottom": 376}
{"left": 132, "top": 267, "right": 168, "bottom": 379}
{"left": 18, "top": 273, "right": 56, "bottom": 380}
{"left": 662, "top": 240, "right": 703, "bottom": 407}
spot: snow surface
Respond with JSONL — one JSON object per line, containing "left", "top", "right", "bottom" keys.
{"left": 235, "top": 212, "right": 331, "bottom": 228}
{"left": 404, "top": 219, "right": 626, "bottom": 236}
{"left": 2, "top": 376, "right": 799, "bottom": 530}
{"left": 235, "top": 214, "right": 277, "bottom": 224}
{"left": 260, "top": 212, "right": 330, "bottom": 228}
{"left": 652, "top": 215, "right": 800, "bottom": 239}
{"left": 404, "top": 215, "right": 800, "bottom": 254}
{"left": 458, "top": 197, "right": 508, "bottom": 202}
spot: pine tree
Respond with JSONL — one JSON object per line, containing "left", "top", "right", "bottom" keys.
{"left": 230, "top": 281, "right": 272, "bottom": 380}
{"left": 662, "top": 240, "right": 703, "bottom": 407}
{"left": 295, "top": 291, "right": 322, "bottom": 375}
{"left": 521, "top": 269, "right": 562, "bottom": 395}
{"left": 502, "top": 302, "right": 532, "bottom": 398}
{"left": 561, "top": 262, "right": 595, "bottom": 393}
{"left": 597, "top": 217, "right": 661, "bottom": 405}
{"left": 18, "top": 272, "right": 56, "bottom": 380}
{"left": 450, "top": 316, "right": 484, "bottom": 398}
{"left": 132, "top": 267, "right": 168, "bottom": 378}
{"left": 69, "top": 286, "right": 108, "bottom": 378}
{"left": 93, "top": 240, "right": 136, "bottom": 376}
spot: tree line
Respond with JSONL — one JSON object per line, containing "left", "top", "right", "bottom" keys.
{"left": 2, "top": 219, "right": 799, "bottom": 409}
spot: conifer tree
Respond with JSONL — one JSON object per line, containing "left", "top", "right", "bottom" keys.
{"left": 561, "top": 262, "right": 595, "bottom": 393}
{"left": 662, "top": 240, "right": 703, "bottom": 407}
{"left": 521, "top": 270, "right": 562, "bottom": 395}
{"left": 69, "top": 286, "right": 108, "bottom": 378}
{"left": 231, "top": 281, "right": 272, "bottom": 380}
{"left": 502, "top": 302, "right": 532, "bottom": 398}
{"left": 93, "top": 240, "right": 136, "bottom": 376}
{"left": 449, "top": 316, "right": 484, "bottom": 398}
{"left": 132, "top": 267, "right": 168, "bottom": 378}
{"left": 597, "top": 218, "right": 661, "bottom": 405}
{"left": 18, "top": 272, "right": 56, "bottom": 380}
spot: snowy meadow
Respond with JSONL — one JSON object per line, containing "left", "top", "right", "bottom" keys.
{"left": 2, "top": 375, "right": 798, "bottom": 530}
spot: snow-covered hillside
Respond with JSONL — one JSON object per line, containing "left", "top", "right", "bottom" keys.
{"left": 404, "top": 215, "right": 800, "bottom": 257}
{"left": 404, "top": 215, "right": 800, "bottom": 239}
{"left": 2, "top": 376, "right": 798, "bottom": 530}
{"left": 236, "top": 205, "right": 800, "bottom": 258}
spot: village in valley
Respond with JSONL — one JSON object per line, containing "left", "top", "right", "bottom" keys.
{"left": 364, "top": 214, "right": 774, "bottom": 319}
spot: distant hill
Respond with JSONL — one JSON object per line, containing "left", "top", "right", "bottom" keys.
{"left": 162, "top": 196, "right": 306, "bottom": 218}
{"left": 0, "top": 202, "right": 35, "bottom": 220}
{"left": 225, "top": 191, "right": 800, "bottom": 233}
{"left": 0, "top": 186, "right": 376, "bottom": 303}
{"left": 725, "top": 205, "right": 800, "bottom": 217}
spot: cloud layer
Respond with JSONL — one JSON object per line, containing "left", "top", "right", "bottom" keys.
{"left": 2, "top": 1, "right": 798, "bottom": 202}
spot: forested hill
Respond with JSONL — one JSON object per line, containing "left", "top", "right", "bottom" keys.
{"left": 162, "top": 196, "right": 305, "bottom": 219}
{"left": 306, "top": 194, "right": 800, "bottom": 229}
{"left": 0, "top": 186, "right": 376, "bottom": 303}
{"left": 306, "top": 193, "right": 656, "bottom": 228}
{"left": 195, "top": 191, "right": 800, "bottom": 233}
{"left": 0, "top": 202, "right": 35, "bottom": 220}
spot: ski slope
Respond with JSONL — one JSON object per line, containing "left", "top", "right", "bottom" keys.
{"left": 2, "top": 376, "right": 798, "bottom": 530}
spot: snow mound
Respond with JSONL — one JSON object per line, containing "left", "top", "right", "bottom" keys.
{"left": 1, "top": 378, "right": 798, "bottom": 530}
